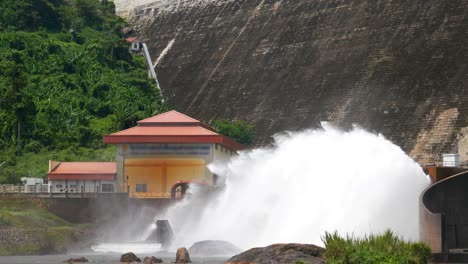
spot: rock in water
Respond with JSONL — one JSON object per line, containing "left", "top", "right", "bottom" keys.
{"left": 64, "top": 257, "right": 88, "bottom": 263}
{"left": 175, "top": 247, "right": 191, "bottom": 263}
{"left": 188, "top": 240, "right": 242, "bottom": 257}
{"left": 143, "top": 256, "right": 163, "bottom": 264}
{"left": 226, "top": 243, "right": 325, "bottom": 264}
{"left": 120, "top": 252, "right": 141, "bottom": 262}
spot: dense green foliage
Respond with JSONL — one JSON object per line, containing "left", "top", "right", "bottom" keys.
{"left": 0, "top": 0, "right": 165, "bottom": 182}
{"left": 323, "top": 230, "right": 432, "bottom": 264}
{"left": 0, "top": 199, "right": 93, "bottom": 255}
{"left": 212, "top": 119, "right": 254, "bottom": 146}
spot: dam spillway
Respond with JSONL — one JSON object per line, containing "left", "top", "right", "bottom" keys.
{"left": 115, "top": 0, "right": 468, "bottom": 165}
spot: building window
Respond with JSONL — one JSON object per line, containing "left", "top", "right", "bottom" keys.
{"left": 136, "top": 184, "right": 147, "bottom": 193}
{"left": 69, "top": 184, "right": 77, "bottom": 188}
{"left": 56, "top": 184, "right": 62, "bottom": 188}
{"left": 102, "top": 184, "right": 114, "bottom": 193}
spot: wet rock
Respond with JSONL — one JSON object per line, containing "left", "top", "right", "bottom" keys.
{"left": 188, "top": 240, "right": 242, "bottom": 257}
{"left": 64, "top": 257, "right": 88, "bottom": 263}
{"left": 175, "top": 247, "right": 191, "bottom": 263}
{"left": 226, "top": 243, "right": 325, "bottom": 264}
{"left": 143, "top": 256, "right": 163, "bottom": 264}
{"left": 120, "top": 252, "right": 141, "bottom": 262}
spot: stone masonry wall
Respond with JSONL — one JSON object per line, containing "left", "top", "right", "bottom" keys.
{"left": 115, "top": 0, "right": 468, "bottom": 165}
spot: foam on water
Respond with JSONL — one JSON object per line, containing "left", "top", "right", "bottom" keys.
{"left": 91, "top": 243, "right": 161, "bottom": 254}
{"left": 164, "top": 124, "right": 430, "bottom": 249}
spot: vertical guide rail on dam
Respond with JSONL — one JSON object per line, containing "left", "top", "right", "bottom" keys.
{"left": 142, "top": 42, "right": 164, "bottom": 102}
{"left": 420, "top": 171, "right": 468, "bottom": 262}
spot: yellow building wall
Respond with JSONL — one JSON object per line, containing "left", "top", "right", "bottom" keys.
{"left": 124, "top": 158, "right": 206, "bottom": 198}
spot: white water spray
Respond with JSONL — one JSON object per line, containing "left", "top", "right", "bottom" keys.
{"left": 164, "top": 124, "right": 429, "bottom": 250}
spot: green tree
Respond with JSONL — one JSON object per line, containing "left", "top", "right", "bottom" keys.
{"left": 0, "top": 0, "right": 165, "bottom": 182}
{"left": 212, "top": 119, "right": 254, "bottom": 146}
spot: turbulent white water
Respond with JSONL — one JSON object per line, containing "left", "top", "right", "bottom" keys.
{"left": 91, "top": 243, "right": 161, "bottom": 254}
{"left": 163, "top": 124, "right": 430, "bottom": 250}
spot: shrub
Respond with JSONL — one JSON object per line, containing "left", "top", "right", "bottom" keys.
{"left": 322, "top": 230, "right": 432, "bottom": 264}
{"left": 212, "top": 119, "right": 254, "bottom": 146}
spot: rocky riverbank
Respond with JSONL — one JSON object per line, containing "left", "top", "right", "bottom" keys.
{"left": 0, "top": 223, "right": 95, "bottom": 256}
{"left": 0, "top": 199, "right": 95, "bottom": 255}
{"left": 0, "top": 226, "right": 34, "bottom": 245}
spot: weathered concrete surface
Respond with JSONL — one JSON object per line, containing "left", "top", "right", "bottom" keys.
{"left": 30, "top": 195, "right": 171, "bottom": 224}
{"left": 117, "top": 0, "right": 468, "bottom": 164}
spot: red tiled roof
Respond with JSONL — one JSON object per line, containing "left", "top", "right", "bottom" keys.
{"left": 109, "top": 126, "right": 217, "bottom": 136}
{"left": 47, "top": 162, "right": 116, "bottom": 181}
{"left": 138, "top": 110, "right": 200, "bottom": 125}
{"left": 126, "top": 37, "right": 137, "bottom": 42}
{"left": 103, "top": 110, "right": 245, "bottom": 151}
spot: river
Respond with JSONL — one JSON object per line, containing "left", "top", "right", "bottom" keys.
{"left": 0, "top": 243, "right": 228, "bottom": 264}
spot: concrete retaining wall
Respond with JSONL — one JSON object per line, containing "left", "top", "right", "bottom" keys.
{"left": 2, "top": 194, "right": 173, "bottom": 224}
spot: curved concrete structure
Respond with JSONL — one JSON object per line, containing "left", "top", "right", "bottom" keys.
{"left": 421, "top": 170, "right": 468, "bottom": 261}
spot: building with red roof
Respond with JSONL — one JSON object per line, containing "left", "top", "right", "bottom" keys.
{"left": 103, "top": 110, "right": 244, "bottom": 198}
{"left": 45, "top": 110, "right": 244, "bottom": 198}
{"left": 47, "top": 161, "right": 116, "bottom": 193}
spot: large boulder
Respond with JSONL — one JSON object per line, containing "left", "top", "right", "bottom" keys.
{"left": 188, "top": 240, "right": 242, "bottom": 257}
{"left": 175, "top": 247, "right": 192, "bottom": 263}
{"left": 226, "top": 243, "right": 325, "bottom": 264}
{"left": 120, "top": 252, "right": 141, "bottom": 263}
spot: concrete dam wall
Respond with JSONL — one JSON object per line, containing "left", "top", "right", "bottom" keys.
{"left": 115, "top": 0, "right": 468, "bottom": 164}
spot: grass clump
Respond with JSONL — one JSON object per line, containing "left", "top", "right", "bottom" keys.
{"left": 0, "top": 199, "right": 68, "bottom": 228}
{"left": 323, "top": 230, "right": 431, "bottom": 264}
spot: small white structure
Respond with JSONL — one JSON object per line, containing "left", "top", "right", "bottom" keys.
{"left": 127, "top": 37, "right": 141, "bottom": 52}
{"left": 47, "top": 161, "right": 116, "bottom": 193}
{"left": 443, "top": 154, "right": 460, "bottom": 167}
{"left": 20, "top": 177, "right": 48, "bottom": 193}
